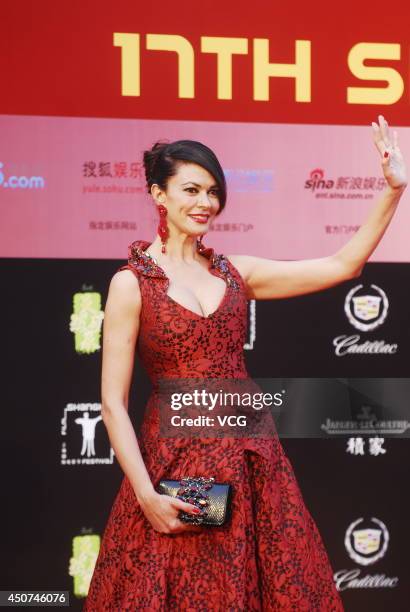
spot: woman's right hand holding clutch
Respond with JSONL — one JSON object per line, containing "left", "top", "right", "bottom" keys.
{"left": 139, "top": 491, "right": 204, "bottom": 534}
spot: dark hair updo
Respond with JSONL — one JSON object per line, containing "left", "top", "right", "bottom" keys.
{"left": 143, "top": 139, "right": 227, "bottom": 214}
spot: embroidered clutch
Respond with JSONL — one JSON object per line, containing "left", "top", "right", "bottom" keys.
{"left": 157, "top": 476, "right": 232, "bottom": 526}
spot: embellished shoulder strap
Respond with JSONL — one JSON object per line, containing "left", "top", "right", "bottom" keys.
{"left": 119, "top": 237, "right": 245, "bottom": 294}
{"left": 116, "top": 239, "right": 167, "bottom": 282}
{"left": 211, "top": 253, "right": 242, "bottom": 290}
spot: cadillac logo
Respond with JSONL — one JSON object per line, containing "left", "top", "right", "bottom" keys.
{"left": 344, "top": 284, "right": 388, "bottom": 332}
{"left": 345, "top": 518, "right": 389, "bottom": 566}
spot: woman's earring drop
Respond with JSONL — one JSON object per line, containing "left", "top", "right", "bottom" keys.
{"left": 157, "top": 203, "right": 169, "bottom": 254}
{"left": 197, "top": 234, "right": 204, "bottom": 252}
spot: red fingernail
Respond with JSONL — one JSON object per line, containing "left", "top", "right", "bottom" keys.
{"left": 384, "top": 151, "right": 389, "bottom": 158}
{"left": 192, "top": 507, "right": 201, "bottom": 514}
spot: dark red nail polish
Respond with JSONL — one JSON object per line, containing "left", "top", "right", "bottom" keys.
{"left": 192, "top": 507, "right": 201, "bottom": 514}
{"left": 384, "top": 151, "right": 389, "bottom": 158}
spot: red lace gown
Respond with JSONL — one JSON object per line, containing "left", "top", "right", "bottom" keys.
{"left": 83, "top": 239, "right": 344, "bottom": 611}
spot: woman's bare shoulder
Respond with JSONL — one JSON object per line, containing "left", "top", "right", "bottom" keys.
{"left": 112, "top": 267, "right": 140, "bottom": 285}
{"left": 107, "top": 268, "right": 141, "bottom": 306}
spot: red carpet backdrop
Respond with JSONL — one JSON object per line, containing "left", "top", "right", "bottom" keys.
{"left": 1, "top": 1, "right": 409, "bottom": 609}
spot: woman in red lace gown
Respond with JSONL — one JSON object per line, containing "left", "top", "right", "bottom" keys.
{"left": 84, "top": 116, "right": 406, "bottom": 611}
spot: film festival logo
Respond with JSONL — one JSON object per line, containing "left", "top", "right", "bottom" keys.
{"left": 332, "top": 283, "right": 398, "bottom": 356}
{"left": 60, "top": 403, "right": 114, "bottom": 466}
{"left": 333, "top": 517, "right": 398, "bottom": 591}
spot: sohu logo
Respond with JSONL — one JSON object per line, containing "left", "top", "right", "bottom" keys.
{"left": 345, "top": 517, "right": 389, "bottom": 566}
{"left": 344, "top": 284, "right": 388, "bottom": 331}
{"left": 304, "top": 168, "right": 334, "bottom": 192}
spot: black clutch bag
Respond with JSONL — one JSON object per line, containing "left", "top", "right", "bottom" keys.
{"left": 157, "top": 476, "right": 232, "bottom": 526}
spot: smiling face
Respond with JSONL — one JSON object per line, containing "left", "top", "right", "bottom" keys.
{"left": 151, "top": 162, "right": 221, "bottom": 237}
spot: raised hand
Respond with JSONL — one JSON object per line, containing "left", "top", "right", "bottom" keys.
{"left": 372, "top": 115, "right": 407, "bottom": 190}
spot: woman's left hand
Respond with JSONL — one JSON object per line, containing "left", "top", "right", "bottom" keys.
{"left": 372, "top": 114, "right": 408, "bottom": 191}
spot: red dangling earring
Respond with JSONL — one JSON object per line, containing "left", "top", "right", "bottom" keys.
{"left": 197, "top": 234, "right": 204, "bottom": 252}
{"left": 157, "top": 204, "right": 169, "bottom": 253}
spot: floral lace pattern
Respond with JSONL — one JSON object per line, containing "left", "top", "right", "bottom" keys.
{"left": 83, "top": 239, "right": 344, "bottom": 611}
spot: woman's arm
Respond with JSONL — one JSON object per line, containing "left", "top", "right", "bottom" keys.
{"left": 100, "top": 269, "right": 201, "bottom": 533}
{"left": 228, "top": 115, "right": 408, "bottom": 300}
{"left": 100, "top": 270, "right": 155, "bottom": 504}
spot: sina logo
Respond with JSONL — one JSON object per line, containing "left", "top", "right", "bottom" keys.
{"left": 345, "top": 284, "right": 388, "bottom": 332}
{"left": 304, "top": 168, "right": 334, "bottom": 192}
{"left": 345, "top": 518, "right": 389, "bottom": 566}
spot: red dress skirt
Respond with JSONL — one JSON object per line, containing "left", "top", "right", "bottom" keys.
{"left": 83, "top": 239, "right": 344, "bottom": 611}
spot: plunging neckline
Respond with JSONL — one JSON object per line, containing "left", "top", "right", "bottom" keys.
{"left": 142, "top": 242, "right": 230, "bottom": 320}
